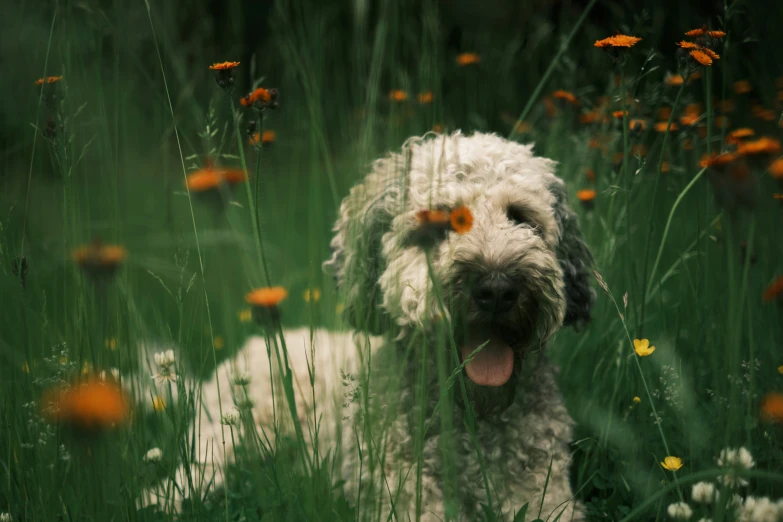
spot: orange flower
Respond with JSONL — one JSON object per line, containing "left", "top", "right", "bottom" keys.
{"left": 456, "top": 53, "right": 481, "bottom": 66}
{"left": 594, "top": 34, "right": 642, "bottom": 48}
{"left": 72, "top": 241, "right": 128, "bottom": 277}
{"left": 774, "top": 193, "right": 783, "bottom": 201}
{"left": 35, "top": 76, "right": 63, "bottom": 85}
{"left": 664, "top": 73, "right": 685, "bottom": 86}
{"left": 761, "top": 393, "right": 783, "bottom": 422}
{"left": 389, "top": 90, "right": 408, "bottom": 102}
{"left": 209, "top": 61, "right": 240, "bottom": 71}
{"left": 450, "top": 207, "right": 473, "bottom": 234}
{"left": 552, "top": 90, "right": 579, "bottom": 106}
{"left": 685, "top": 27, "right": 726, "bottom": 38}
{"left": 700, "top": 152, "right": 739, "bottom": 169}
{"left": 629, "top": 119, "right": 646, "bottom": 132}
{"left": 579, "top": 111, "right": 600, "bottom": 124}
{"left": 246, "top": 287, "right": 288, "bottom": 308}
{"left": 185, "top": 166, "right": 247, "bottom": 192}
{"left": 240, "top": 87, "right": 278, "bottom": 110}
{"left": 752, "top": 106, "right": 777, "bottom": 122}
{"left": 577, "top": 189, "right": 597, "bottom": 204}
{"left": 690, "top": 49, "right": 714, "bottom": 66}
{"left": 416, "top": 209, "right": 450, "bottom": 225}
{"left": 733, "top": 80, "right": 752, "bottom": 94}
{"left": 209, "top": 61, "right": 240, "bottom": 90}
{"left": 249, "top": 130, "right": 277, "bottom": 146}
{"left": 661, "top": 161, "right": 671, "bottom": 173}
{"left": 612, "top": 110, "right": 629, "bottom": 119}
{"left": 42, "top": 378, "right": 129, "bottom": 429}
{"left": 769, "top": 158, "right": 783, "bottom": 179}
{"left": 677, "top": 40, "right": 701, "bottom": 49}
{"left": 725, "top": 128, "right": 755, "bottom": 144}
{"left": 737, "top": 137, "right": 782, "bottom": 156}
{"left": 417, "top": 91, "right": 434, "bottom": 104}
{"left": 680, "top": 105, "right": 701, "bottom": 126}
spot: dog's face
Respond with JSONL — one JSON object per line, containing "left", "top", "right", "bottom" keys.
{"left": 325, "top": 132, "right": 593, "bottom": 414}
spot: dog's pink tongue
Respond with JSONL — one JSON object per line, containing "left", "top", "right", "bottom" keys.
{"left": 461, "top": 336, "right": 514, "bottom": 387}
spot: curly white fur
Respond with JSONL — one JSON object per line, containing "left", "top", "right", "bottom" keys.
{"left": 144, "top": 132, "right": 593, "bottom": 521}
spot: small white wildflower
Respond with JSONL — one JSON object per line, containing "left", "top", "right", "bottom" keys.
{"left": 717, "top": 446, "right": 755, "bottom": 487}
{"left": 691, "top": 482, "right": 717, "bottom": 504}
{"left": 143, "top": 447, "right": 163, "bottom": 462}
{"left": 152, "top": 349, "right": 177, "bottom": 383}
{"left": 0, "top": 513, "right": 13, "bottom": 522}
{"left": 221, "top": 408, "right": 241, "bottom": 426}
{"left": 738, "top": 496, "right": 780, "bottom": 522}
{"left": 727, "top": 493, "right": 744, "bottom": 511}
{"left": 667, "top": 502, "right": 693, "bottom": 520}
{"left": 232, "top": 371, "right": 252, "bottom": 386}
{"left": 98, "top": 368, "right": 121, "bottom": 382}
{"left": 154, "top": 349, "right": 176, "bottom": 368}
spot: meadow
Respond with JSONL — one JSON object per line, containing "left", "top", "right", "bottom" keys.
{"left": 2, "top": 0, "right": 783, "bottom": 520}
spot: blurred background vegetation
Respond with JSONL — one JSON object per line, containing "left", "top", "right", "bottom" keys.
{"left": 1, "top": 0, "right": 783, "bottom": 520}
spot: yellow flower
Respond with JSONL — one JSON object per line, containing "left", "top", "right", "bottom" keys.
{"left": 633, "top": 338, "right": 656, "bottom": 356}
{"left": 778, "top": 366, "right": 783, "bottom": 375}
{"left": 303, "top": 288, "right": 322, "bottom": 303}
{"left": 633, "top": 396, "right": 641, "bottom": 404}
{"left": 661, "top": 456, "right": 683, "bottom": 471}
{"left": 105, "top": 337, "right": 117, "bottom": 351}
{"left": 152, "top": 396, "right": 166, "bottom": 412}
{"left": 238, "top": 309, "right": 253, "bottom": 323}
{"left": 213, "top": 336, "right": 225, "bottom": 350}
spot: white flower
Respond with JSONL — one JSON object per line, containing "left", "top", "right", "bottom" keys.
{"left": 737, "top": 496, "right": 780, "bottom": 522}
{"left": 221, "top": 408, "right": 241, "bottom": 426}
{"left": 99, "top": 368, "right": 120, "bottom": 382}
{"left": 144, "top": 447, "right": 163, "bottom": 462}
{"left": 667, "top": 502, "right": 693, "bottom": 520}
{"left": 717, "top": 447, "right": 755, "bottom": 487}
{"left": 691, "top": 482, "right": 717, "bottom": 504}
{"left": 154, "top": 349, "right": 176, "bottom": 369}
{"left": 232, "top": 371, "right": 252, "bottom": 386}
{"left": 0, "top": 513, "right": 13, "bottom": 522}
{"left": 152, "top": 349, "right": 177, "bottom": 383}
{"left": 726, "top": 494, "right": 744, "bottom": 511}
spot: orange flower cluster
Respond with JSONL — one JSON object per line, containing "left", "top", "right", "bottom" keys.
{"left": 240, "top": 86, "right": 279, "bottom": 111}
{"left": 186, "top": 165, "right": 247, "bottom": 192}
{"left": 456, "top": 53, "right": 481, "bottom": 66}
{"left": 594, "top": 34, "right": 642, "bottom": 48}
{"left": 72, "top": 240, "right": 127, "bottom": 278}
{"left": 411, "top": 206, "right": 474, "bottom": 247}
{"left": 35, "top": 76, "right": 63, "bottom": 85}
{"left": 678, "top": 27, "right": 724, "bottom": 68}
{"left": 42, "top": 378, "right": 129, "bottom": 429}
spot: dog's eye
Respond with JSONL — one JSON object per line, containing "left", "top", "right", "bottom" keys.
{"left": 507, "top": 206, "right": 532, "bottom": 227}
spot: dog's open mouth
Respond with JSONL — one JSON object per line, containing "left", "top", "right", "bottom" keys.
{"left": 460, "top": 330, "right": 516, "bottom": 387}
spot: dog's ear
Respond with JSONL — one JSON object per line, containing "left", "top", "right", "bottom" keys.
{"left": 549, "top": 179, "right": 595, "bottom": 328}
{"left": 323, "top": 162, "right": 405, "bottom": 335}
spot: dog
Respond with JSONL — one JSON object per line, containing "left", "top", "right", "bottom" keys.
{"left": 144, "top": 131, "right": 593, "bottom": 521}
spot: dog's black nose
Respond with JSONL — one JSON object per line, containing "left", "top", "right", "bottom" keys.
{"left": 472, "top": 273, "right": 518, "bottom": 313}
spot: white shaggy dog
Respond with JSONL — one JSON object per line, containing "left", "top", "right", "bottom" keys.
{"left": 146, "top": 131, "right": 593, "bottom": 521}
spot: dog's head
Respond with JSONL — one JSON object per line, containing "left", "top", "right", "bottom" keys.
{"left": 324, "top": 132, "right": 593, "bottom": 413}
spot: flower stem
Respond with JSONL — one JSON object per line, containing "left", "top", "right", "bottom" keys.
{"left": 638, "top": 79, "right": 688, "bottom": 336}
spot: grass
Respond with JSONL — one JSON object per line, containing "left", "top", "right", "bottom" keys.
{"left": 2, "top": 0, "right": 783, "bottom": 520}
